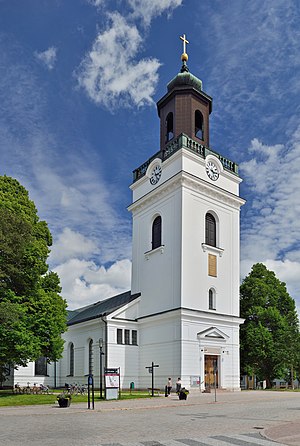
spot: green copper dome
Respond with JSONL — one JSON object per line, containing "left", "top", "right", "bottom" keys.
{"left": 167, "top": 69, "right": 203, "bottom": 94}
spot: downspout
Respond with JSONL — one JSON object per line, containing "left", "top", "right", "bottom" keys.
{"left": 101, "top": 315, "right": 108, "bottom": 370}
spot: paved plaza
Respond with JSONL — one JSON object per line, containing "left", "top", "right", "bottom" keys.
{"left": 0, "top": 391, "right": 299, "bottom": 446}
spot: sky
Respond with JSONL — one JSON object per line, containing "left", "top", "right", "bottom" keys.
{"left": 1, "top": 0, "right": 300, "bottom": 311}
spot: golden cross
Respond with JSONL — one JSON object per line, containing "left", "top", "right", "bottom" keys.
{"left": 180, "top": 34, "right": 189, "bottom": 54}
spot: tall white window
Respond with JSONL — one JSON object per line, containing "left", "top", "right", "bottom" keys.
{"left": 152, "top": 215, "right": 162, "bottom": 249}
{"left": 88, "top": 339, "right": 93, "bottom": 375}
{"left": 35, "top": 356, "right": 47, "bottom": 376}
{"left": 205, "top": 213, "right": 216, "bottom": 247}
{"left": 166, "top": 112, "right": 174, "bottom": 142}
{"left": 69, "top": 343, "right": 74, "bottom": 376}
{"left": 195, "top": 109, "right": 204, "bottom": 140}
{"left": 117, "top": 329, "right": 123, "bottom": 344}
{"left": 209, "top": 288, "right": 216, "bottom": 310}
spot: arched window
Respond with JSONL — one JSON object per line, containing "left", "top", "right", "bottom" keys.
{"left": 88, "top": 339, "right": 93, "bottom": 375}
{"left": 209, "top": 288, "right": 216, "bottom": 310}
{"left": 69, "top": 343, "right": 74, "bottom": 376}
{"left": 152, "top": 215, "right": 162, "bottom": 249}
{"left": 195, "top": 110, "right": 204, "bottom": 140}
{"left": 166, "top": 112, "right": 174, "bottom": 142}
{"left": 205, "top": 213, "right": 216, "bottom": 247}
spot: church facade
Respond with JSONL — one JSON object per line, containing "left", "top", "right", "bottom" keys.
{"left": 8, "top": 41, "right": 245, "bottom": 392}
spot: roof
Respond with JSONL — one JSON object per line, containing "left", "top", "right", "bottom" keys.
{"left": 67, "top": 291, "right": 140, "bottom": 326}
{"left": 167, "top": 70, "right": 203, "bottom": 94}
{"left": 157, "top": 69, "right": 213, "bottom": 115}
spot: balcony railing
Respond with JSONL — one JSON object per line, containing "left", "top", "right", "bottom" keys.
{"left": 132, "top": 133, "right": 239, "bottom": 182}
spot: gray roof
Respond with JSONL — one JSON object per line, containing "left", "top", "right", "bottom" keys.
{"left": 67, "top": 291, "right": 140, "bottom": 326}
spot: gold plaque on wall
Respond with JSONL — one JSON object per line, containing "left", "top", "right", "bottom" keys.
{"left": 208, "top": 254, "right": 217, "bottom": 277}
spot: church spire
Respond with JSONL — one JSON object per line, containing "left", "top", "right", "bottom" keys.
{"left": 156, "top": 35, "right": 212, "bottom": 149}
{"left": 180, "top": 34, "right": 189, "bottom": 73}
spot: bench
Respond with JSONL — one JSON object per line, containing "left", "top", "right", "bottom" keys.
{"left": 147, "top": 387, "right": 160, "bottom": 396}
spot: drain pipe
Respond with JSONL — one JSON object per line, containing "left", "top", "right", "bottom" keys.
{"left": 101, "top": 315, "right": 108, "bottom": 370}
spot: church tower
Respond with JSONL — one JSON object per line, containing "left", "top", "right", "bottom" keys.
{"left": 129, "top": 36, "right": 245, "bottom": 391}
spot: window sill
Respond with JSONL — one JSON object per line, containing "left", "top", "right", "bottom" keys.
{"left": 201, "top": 243, "right": 224, "bottom": 257}
{"left": 144, "top": 245, "right": 165, "bottom": 260}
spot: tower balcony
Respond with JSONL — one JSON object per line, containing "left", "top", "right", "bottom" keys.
{"left": 132, "top": 133, "right": 239, "bottom": 183}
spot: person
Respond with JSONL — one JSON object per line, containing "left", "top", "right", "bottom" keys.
{"left": 167, "top": 377, "right": 172, "bottom": 395}
{"left": 176, "top": 377, "right": 181, "bottom": 393}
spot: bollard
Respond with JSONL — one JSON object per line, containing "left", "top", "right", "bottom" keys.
{"left": 165, "top": 385, "right": 168, "bottom": 397}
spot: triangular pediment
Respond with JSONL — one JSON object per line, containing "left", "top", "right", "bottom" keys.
{"left": 109, "top": 297, "right": 140, "bottom": 320}
{"left": 197, "top": 327, "right": 229, "bottom": 340}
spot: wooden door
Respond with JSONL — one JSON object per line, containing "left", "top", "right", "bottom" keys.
{"left": 204, "top": 355, "right": 218, "bottom": 389}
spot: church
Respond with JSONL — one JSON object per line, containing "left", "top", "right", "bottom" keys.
{"left": 9, "top": 36, "right": 245, "bottom": 392}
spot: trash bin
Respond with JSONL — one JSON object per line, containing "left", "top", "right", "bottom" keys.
{"left": 130, "top": 382, "right": 134, "bottom": 393}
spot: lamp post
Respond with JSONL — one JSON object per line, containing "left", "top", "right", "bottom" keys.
{"left": 99, "top": 338, "right": 105, "bottom": 399}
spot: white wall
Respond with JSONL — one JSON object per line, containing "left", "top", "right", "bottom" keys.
{"left": 131, "top": 186, "right": 182, "bottom": 317}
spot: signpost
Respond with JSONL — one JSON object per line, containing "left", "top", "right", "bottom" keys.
{"left": 104, "top": 367, "right": 120, "bottom": 400}
{"left": 87, "top": 374, "right": 95, "bottom": 410}
{"left": 145, "top": 362, "right": 159, "bottom": 397}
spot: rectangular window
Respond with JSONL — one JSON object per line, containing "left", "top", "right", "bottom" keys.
{"left": 89, "top": 340, "right": 93, "bottom": 375}
{"left": 208, "top": 254, "right": 217, "bottom": 277}
{"left": 132, "top": 330, "right": 138, "bottom": 345}
{"left": 125, "top": 329, "right": 130, "bottom": 345}
{"left": 69, "top": 344, "right": 74, "bottom": 376}
{"left": 35, "top": 356, "right": 47, "bottom": 376}
{"left": 117, "top": 329, "right": 123, "bottom": 344}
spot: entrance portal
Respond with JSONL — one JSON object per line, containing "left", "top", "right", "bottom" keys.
{"left": 204, "top": 355, "right": 219, "bottom": 390}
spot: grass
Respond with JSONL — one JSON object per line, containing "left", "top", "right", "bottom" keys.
{"left": 0, "top": 389, "right": 153, "bottom": 407}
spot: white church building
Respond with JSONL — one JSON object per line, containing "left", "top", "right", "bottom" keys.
{"left": 8, "top": 41, "right": 245, "bottom": 392}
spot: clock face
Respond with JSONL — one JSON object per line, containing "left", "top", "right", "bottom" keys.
{"left": 206, "top": 160, "right": 219, "bottom": 181}
{"left": 150, "top": 165, "right": 162, "bottom": 185}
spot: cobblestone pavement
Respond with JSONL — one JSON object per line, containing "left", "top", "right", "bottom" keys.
{"left": 0, "top": 391, "right": 299, "bottom": 446}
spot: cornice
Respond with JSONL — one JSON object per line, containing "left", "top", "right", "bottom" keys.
{"left": 128, "top": 170, "right": 245, "bottom": 213}
{"left": 137, "top": 306, "right": 244, "bottom": 325}
{"left": 182, "top": 173, "right": 245, "bottom": 209}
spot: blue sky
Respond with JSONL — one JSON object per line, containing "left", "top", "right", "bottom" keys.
{"left": 1, "top": 0, "right": 300, "bottom": 310}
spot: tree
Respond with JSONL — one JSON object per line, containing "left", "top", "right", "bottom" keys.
{"left": 0, "top": 176, "right": 67, "bottom": 383}
{"left": 240, "top": 263, "right": 300, "bottom": 388}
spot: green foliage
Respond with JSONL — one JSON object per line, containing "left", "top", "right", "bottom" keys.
{"left": 240, "top": 263, "right": 300, "bottom": 387}
{"left": 0, "top": 176, "right": 67, "bottom": 383}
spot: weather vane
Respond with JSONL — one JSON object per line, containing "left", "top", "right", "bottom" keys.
{"left": 180, "top": 34, "right": 189, "bottom": 72}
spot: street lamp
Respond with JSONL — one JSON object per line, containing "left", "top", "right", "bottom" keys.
{"left": 99, "top": 338, "right": 105, "bottom": 399}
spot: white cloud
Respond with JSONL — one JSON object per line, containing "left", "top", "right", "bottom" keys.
{"left": 0, "top": 37, "right": 132, "bottom": 310}
{"left": 50, "top": 228, "right": 97, "bottom": 263}
{"left": 88, "top": 0, "right": 105, "bottom": 6}
{"left": 35, "top": 47, "right": 57, "bottom": 70}
{"left": 240, "top": 128, "right": 300, "bottom": 262}
{"left": 199, "top": 0, "right": 300, "bottom": 151}
{"left": 76, "top": 12, "right": 161, "bottom": 109}
{"left": 127, "top": 0, "right": 182, "bottom": 25}
{"left": 240, "top": 125, "right": 300, "bottom": 308}
{"left": 54, "top": 258, "right": 132, "bottom": 309}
